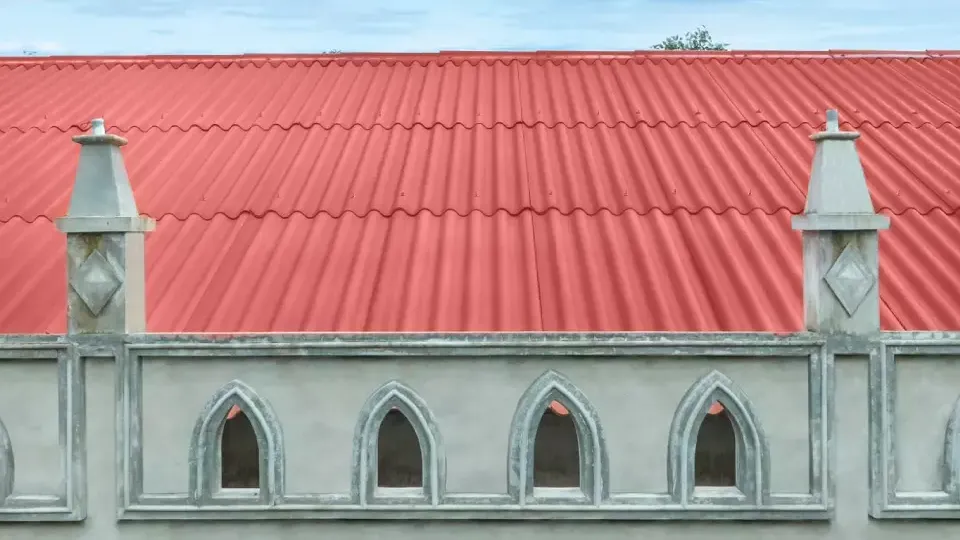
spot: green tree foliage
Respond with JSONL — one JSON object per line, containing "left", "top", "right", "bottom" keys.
{"left": 652, "top": 26, "right": 728, "bottom": 51}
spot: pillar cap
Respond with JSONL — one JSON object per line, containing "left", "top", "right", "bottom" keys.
{"left": 792, "top": 109, "right": 889, "bottom": 232}
{"left": 56, "top": 216, "right": 155, "bottom": 234}
{"left": 792, "top": 213, "right": 889, "bottom": 231}
{"left": 71, "top": 118, "right": 128, "bottom": 147}
{"left": 59, "top": 117, "right": 153, "bottom": 233}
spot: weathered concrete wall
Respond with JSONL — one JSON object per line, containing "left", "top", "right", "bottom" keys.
{"left": 136, "top": 355, "right": 810, "bottom": 495}
{"left": 0, "top": 333, "right": 959, "bottom": 539}
{"left": 0, "top": 359, "right": 62, "bottom": 496}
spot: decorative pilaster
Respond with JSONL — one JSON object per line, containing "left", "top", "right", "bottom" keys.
{"left": 55, "top": 119, "right": 155, "bottom": 335}
{"left": 792, "top": 110, "right": 890, "bottom": 334}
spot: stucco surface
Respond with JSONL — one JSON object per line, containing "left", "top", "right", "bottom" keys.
{"left": 0, "top": 360, "right": 60, "bottom": 495}
{"left": 895, "top": 356, "right": 960, "bottom": 492}
{"left": 0, "top": 357, "right": 958, "bottom": 538}
{"left": 139, "top": 356, "right": 809, "bottom": 496}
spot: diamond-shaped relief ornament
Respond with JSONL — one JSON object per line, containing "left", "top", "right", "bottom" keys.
{"left": 824, "top": 243, "right": 876, "bottom": 316}
{"left": 70, "top": 250, "right": 123, "bottom": 316}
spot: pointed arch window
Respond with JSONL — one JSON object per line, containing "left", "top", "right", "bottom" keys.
{"left": 508, "top": 370, "right": 609, "bottom": 505}
{"left": 188, "top": 380, "right": 285, "bottom": 505}
{"left": 694, "top": 402, "right": 736, "bottom": 486}
{"left": 221, "top": 406, "right": 259, "bottom": 489}
{"left": 533, "top": 400, "right": 580, "bottom": 487}
{"left": 377, "top": 408, "right": 423, "bottom": 488}
{"left": 0, "top": 417, "right": 13, "bottom": 503}
{"left": 668, "top": 370, "right": 770, "bottom": 506}
{"left": 353, "top": 381, "right": 445, "bottom": 506}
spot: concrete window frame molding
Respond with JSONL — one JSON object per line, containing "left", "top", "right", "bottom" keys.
{"left": 351, "top": 380, "right": 446, "bottom": 506}
{"left": 944, "top": 398, "right": 960, "bottom": 498}
{"left": 115, "top": 332, "right": 834, "bottom": 521}
{"left": 187, "top": 380, "right": 285, "bottom": 506}
{"left": 0, "top": 417, "right": 13, "bottom": 502}
{"left": 0, "top": 340, "right": 85, "bottom": 522}
{"left": 869, "top": 336, "right": 960, "bottom": 519}
{"left": 667, "top": 370, "right": 770, "bottom": 506}
{"left": 506, "top": 369, "right": 609, "bottom": 505}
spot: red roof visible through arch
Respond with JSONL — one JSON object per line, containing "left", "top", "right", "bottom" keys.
{"left": 2, "top": 50, "right": 960, "bottom": 334}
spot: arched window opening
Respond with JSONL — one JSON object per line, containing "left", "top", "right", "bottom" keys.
{"left": 533, "top": 400, "right": 580, "bottom": 487}
{"left": 377, "top": 408, "right": 423, "bottom": 488}
{"left": 221, "top": 405, "right": 260, "bottom": 489}
{"left": 668, "top": 371, "right": 769, "bottom": 505}
{"left": 694, "top": 402, "right": 736, "bottom": 487}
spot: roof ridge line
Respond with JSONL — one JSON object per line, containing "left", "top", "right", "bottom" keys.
{"left": 2, "top": 51, "right": 960, "bottom": 70}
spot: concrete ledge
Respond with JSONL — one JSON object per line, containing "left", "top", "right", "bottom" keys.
{"left": 71, "top": 133, "right": 128, "bottom": 147}
{"left": 56, "top": 216, "right": 156, "bottom": 234}
{"left": 117, "top": 502, "right": 832, "bottom": 521}
{"left": 792, "top": 213, "right": 890, "bottom": 231}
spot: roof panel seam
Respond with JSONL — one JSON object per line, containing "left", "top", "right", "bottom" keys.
{"left": 701, "top": 62, "right": 807, "bottom": 200}
{"left": 4, "top": 119, "right": 958, "bottom": 135}
{"left": 888, "top": 60, "right": 960, "bottom": 118}
{"left": 791, "top": 57, "right": 954, "bottom": 209}
{"left": 0, "top": 207, "right": 953, "bottom": 226}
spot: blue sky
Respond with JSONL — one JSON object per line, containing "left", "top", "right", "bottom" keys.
{"left": 0, "top": 0, "right": 957, "bottom": 56}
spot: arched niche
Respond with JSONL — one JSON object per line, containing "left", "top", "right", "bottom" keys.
{"left": 667, "top": 370, "right": 770, "bottom": 506}
{"left": 187, "top": 380, "right": 285, "bottom": 505}
{"left": 507, "top": 370, "right": 609, "bottom": 505}
{"left": 351, "top": 380, "right": 445, "bottom": 506}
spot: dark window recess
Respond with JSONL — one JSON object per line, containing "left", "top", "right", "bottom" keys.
{"left": 533, "top": 402, "right": 580, "bottom": 487}
{"left": 377, "top": 408, "right": 423, "bottom": 487}
{"left": 221, "top": 408, "right": 260, "bottom": 489}
{"left": 694, "top": 402, "right": 736, "bottom": 487}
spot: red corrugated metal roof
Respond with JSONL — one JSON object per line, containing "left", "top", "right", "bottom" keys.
{"left": 1, "top": 51, "right": 959, "bottom": 333}
{"left": 3, "top": 122, "right": 960, "bottom": 221}
{"left": 4, "top": 51, "right": 960, "bottom": 132}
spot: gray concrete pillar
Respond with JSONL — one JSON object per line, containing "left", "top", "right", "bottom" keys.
{"left": 55, "top": 119, "right": 155, "bottom": 335}
{"left": 792, "top": 110, "right": 890, "bottom": 335}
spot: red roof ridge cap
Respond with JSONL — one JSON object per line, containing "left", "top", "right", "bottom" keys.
{"left": 2, "top": 49, "right": 960, "bottom": 67}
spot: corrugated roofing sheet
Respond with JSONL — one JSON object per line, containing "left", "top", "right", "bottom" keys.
{"left": 3, "top": 122, "right": 960, "bottom": 221}
{"left": 1, "top": 50, "right": 959, "bottom": 333}
{"left": 4, "top": 53, "right": 960, "bottom": 132}
{"left": 4, "top": 209, "right": 960, "bottom": 334}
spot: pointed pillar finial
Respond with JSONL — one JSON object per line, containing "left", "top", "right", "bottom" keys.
{"left": 792, "top": 110, "right": 890, "bottom": 335}
{"left": 55, "top": 118, "right": 155, "bottom": 335}
{"left": 825, "top": 109, "right": 839, "bottom": 132}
